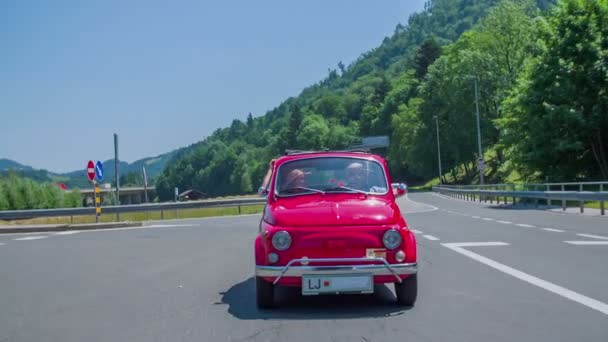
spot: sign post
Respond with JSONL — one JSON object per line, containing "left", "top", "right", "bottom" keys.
{"left": 87, "top": 160, "right": 104, "bottom": 223}
{"left": 87, "top": 161, "right": 99, "bottom": 222}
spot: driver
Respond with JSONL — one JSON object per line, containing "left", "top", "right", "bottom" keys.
{"left": 346, "top": 162, "right": 365, "bottom": 190}
{"left": 345, "top": 162, "right": 387, "bottom": 193}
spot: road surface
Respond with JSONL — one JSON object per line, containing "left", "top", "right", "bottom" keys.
{"left": 1, "top": 192, "right": 607, "bottom": 342}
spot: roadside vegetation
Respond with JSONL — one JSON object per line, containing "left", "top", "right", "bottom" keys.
{"left": 156, "top": 0, "right": 606, "bottom": 201}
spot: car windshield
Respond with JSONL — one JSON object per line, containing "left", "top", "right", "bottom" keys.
{"left": 274, "top": 157, "right": 388, "bottom": 196}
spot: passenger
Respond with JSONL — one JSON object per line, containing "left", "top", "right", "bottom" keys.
{"left": 281, "top": 168, "right": 306, "bottom": 190}
{"left": 258, "top": 159, "right": 276, "bottom": 196}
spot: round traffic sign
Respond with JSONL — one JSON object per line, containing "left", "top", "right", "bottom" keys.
{"left": 87, "top": 160, "right": 95, "bottom": 181}
{"left": 95, "top": 161, "right": 104, "bottom": 181}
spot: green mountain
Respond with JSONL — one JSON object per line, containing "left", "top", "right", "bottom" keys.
{"left": 159, "top": 0, "right": 608, "bottom": 202}
{"left": 0, "top": 159, "right": 33, "bottom": 171}
{"left": 0, "top": 149, "right": 179, "bottom": 189}
{"left": 59, "top": 150, "right": 180, "bottom": 189}
{"left": 156, "top": 0, "right": 559, "bottom": 200}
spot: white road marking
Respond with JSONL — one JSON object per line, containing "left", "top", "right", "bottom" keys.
{"left": 0, "top": 242, "right": 4, "bottom": 246}
{"left": 576, "top": 233, "right": 608, "bottom": 240}
{"left": 565, "top": 241, "right": 608, "bottom": 246}
{"left": 422, "top": 234, "right": 439, "bottom": 241}
{"left": 443, "top": 242, "right": 608, "bottom": 316}
{"left": 144, "top": 224, "right": 198, "bottom": 228}
{"left": 75, "top": 223, "right": 199, "bottom": 234}
{"left": 54, "top": 231, "right": 81, "bottom": 235}
{"left": 401, "top": 196, "right": 439, "bottom": 214}
{"left": 496, "top": 220, "right": 512, "bottom": 224}
{"left": 13, "top": 236, "right": 48, "bottom": 241}
{"left": 516, "top": 224, "right": 536, "bottom": 228}
{"left": 542, "top": 228, "right": 564, "bottom": 233}
{"left": 411, "top": 229, "right": 423, "bottom": 234}
{"left": 482, "top": 217, "right": 494, "bottom": 221}
{"left": 472, "top": 216, "right": 481, "bottom": 219}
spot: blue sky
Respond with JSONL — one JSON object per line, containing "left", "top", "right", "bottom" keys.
{"left": 1, "top": 0, "right": 426, "bottom": 173}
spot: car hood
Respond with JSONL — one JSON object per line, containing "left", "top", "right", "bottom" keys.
{"left": 266, "top": 196, "right": 400, "bottom": 226}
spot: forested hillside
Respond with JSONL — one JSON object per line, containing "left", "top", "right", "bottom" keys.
{"left": 159, "top": 0, "right": 605, "bottom": 199}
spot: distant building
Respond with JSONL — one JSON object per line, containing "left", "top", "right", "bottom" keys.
{"left": 349, "top": 135, "right": 390, "bottom": 155}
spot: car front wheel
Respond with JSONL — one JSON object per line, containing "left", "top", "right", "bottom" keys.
{"left": 395, "top": 274, "right": 417, "bottom": 306}
{"left": 256, "top": 276, "right": 274, "bottom": 308}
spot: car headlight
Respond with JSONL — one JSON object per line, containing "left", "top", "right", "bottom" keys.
{"left": 272, "top": 230, "right": 292, "bottom": 250}
{"left": 383, "top": 229, "right": 402, "bottom": 249}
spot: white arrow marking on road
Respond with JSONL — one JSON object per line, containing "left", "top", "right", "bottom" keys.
{"left": 576, "top": 233, "right": 608, "bottom": 240}
{"left": 496, "top": 220, "right": 512, "bottom": 224}
{"left": 443, "top": 242, "right": 608, "bottom": 316}
{"left": 13, "top": 236, "right": 48, "bottom": 241}
{"left": 542, "top": 228, "right": 564, "bottom": 233}
{"left": 516, "top": 223, "right": 535, "bottom": 228}
{"left": 423, "top": 234, "right": 439, "bottom": 241}
{"left": 565, "top": 241, "right": 608, "bottom": 245}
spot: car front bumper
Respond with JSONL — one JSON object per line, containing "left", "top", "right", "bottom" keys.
{"left": 255, "top": 257, "right": 417, "bottom": 284}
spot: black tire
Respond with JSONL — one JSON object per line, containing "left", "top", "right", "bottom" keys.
{"left": 395, "top": 274, "right": 417, "bottom": 306}
{"left": 256, "top": 276, "right": 274, "bottom": 308}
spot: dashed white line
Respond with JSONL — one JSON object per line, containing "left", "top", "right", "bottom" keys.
{"left": 516, "top": 224, "right": 536, "bottom": 228}
{"left": 482, "top": 217, "right": 494, "bottom": 221}
{"left": 411, "top": 229, "right": 423, "bottom": 234}
{"left": 542, "top": 228, "right": 564, "bottom": 233}
{"left": 576, "top": 233, "right": 608, "bottom": 240}
{"left": 565, "top": 241, "right": 608, "bottom": 246}
{"left": 443, "top": 241, "right": 608, "bottom": 316}
{"left": 423, "top": 234, "right": 440, "bottom": 241}
{"left": 54, "top": 231, "right": 81, "bottom": 235}
{"left": 472, "top": 216, "right": 481, "bottom": 219}
{"left": 496, "top": 220, "right": 512, "bottom": 224}
{"left": 13, "top": 236, "right": 48, "bottom": 241}
{"left": 0, "top": 242, "right": 4, "bottom": 246}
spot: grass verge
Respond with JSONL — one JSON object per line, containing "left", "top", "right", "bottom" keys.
{"left": 1, "top": 204, "right": 265, "bottom": 225}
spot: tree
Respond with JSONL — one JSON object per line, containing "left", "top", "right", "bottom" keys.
{"left": 413, "top": 37, "right": 442, "bottom": 79}
{"left": 498, "top": 0, "right": 608, "bottom": 180}
{"left": 0, "top": 186, "right": 8, "bottom": 210}
{"left": 62, "top": 189, "right": 82, "bottom": 208}
{"left": 296, "top": 114, "right": 330, "bottom": 150}
{"left": 287, "top": 104, "right": 303, "bottom": 148}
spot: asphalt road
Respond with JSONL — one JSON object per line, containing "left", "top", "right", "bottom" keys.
{"left": 1, "top": 192, "right": 607, "bottom": 342}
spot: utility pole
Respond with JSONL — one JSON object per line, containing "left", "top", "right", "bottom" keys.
{"left": 471, "top": 76, "right": 484, "bottom": 185}
{"left": 433, "top": 115, "right": 443, "bottom": 184}
{"left": 114, "top": 133, "right": 120, "bottom": 221}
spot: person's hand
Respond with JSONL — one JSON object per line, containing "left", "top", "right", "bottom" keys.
{"left": 269, "top": 159, "right": 276, "bottom": 167}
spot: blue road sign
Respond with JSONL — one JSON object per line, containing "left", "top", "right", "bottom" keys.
{"left": 95, "top": 161, "right": 104, "bottom": 181}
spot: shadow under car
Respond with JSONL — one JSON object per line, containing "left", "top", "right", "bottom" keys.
{"left": 216, "top": 277, "right": 413, "bottom": 320}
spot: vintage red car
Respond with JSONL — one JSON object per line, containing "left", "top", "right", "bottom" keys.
{"left": 255, "top": 150, "right": 418, "bottom": 308}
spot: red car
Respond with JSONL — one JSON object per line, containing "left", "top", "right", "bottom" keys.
{"left": 255, "top": 150, "right": 418, "bottom": 308}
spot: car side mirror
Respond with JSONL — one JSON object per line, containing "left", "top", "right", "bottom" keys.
{"left": 258, "top": 186, "right": 269, "bottom": 198}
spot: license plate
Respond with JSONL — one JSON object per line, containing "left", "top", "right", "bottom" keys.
{"left": 302, "top": 274, "right": 373, "bottom": 295}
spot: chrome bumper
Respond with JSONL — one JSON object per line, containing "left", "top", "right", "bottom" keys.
{"left": 255, "top": 257, "right": 418, "bottom": 285}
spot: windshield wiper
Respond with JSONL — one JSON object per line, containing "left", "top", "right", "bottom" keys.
{"left": 279, "top": 186, "right": 325, "bottom": 195}
{"left": 323, "top": 185, "right": 368, "bottom": 195}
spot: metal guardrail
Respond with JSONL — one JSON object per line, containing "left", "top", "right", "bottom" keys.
{"left": 0, "top": 197, "right": 267, "bottom": 221}
{"left": 433, "top": 181, "right": 607, "bottom": 215}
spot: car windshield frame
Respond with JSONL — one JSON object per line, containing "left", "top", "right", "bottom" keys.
{"left": 273, "top": 156, "right": 390, "bottom": 198}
